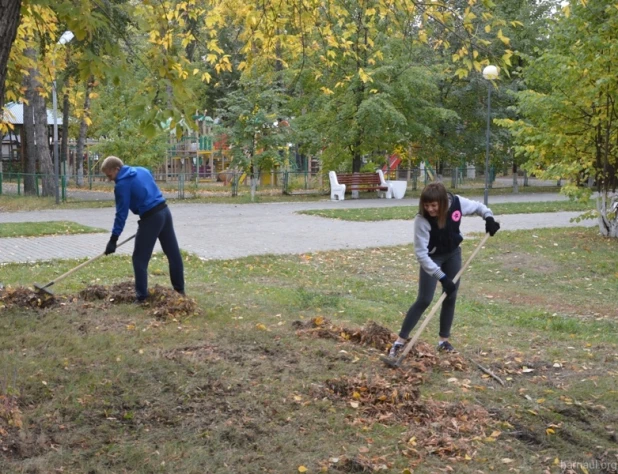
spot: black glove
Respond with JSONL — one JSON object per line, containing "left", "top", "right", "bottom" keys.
{"left": 105, "top": 234, "right": 119, "bottom": 255}
{"left": 440, "top": 276, "right": 457, "bottom": 296}
{"left": 485, "top": 216, "right": 500, "bottom": 236}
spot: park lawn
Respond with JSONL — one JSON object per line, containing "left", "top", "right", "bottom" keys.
{"left": 0, "top": 221, "right": 106, "bottom": 238}
{"left": 1, "top": 227, "right": 617, "bottom": 473}
{"left": 298, "top": 200, "right": 596, "bottom": 222}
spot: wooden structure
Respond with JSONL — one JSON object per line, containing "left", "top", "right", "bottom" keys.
{"left": 335, "top": 172, "right": 390, "bottom": 193}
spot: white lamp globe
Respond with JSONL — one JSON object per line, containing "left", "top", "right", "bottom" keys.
{"left": 483, "top": 65, "right": 499, "bottom": 80}
{"left": 58, "top": 31, "right": 74, "bottom": 45}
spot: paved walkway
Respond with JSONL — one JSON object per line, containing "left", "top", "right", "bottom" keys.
{"left": 0, "top": 193, "right": 596, "bottom": 264}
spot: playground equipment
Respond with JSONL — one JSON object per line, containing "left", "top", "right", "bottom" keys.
{"left": 161, "top": 112, "right": 231, "bottom": 181}
{"left": 421, "top": 159, "right": 436, "bottom": 182}
{"left": 382, "top": 154, "right": 402, "bottom": 179}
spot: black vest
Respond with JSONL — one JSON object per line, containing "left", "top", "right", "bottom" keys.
{"left": 427, "top": 194, "right": 463, "bottom": 255}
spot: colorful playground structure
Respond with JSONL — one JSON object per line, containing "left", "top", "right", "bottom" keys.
{"left": 156, "top": 113, "right": 233, "bottom": 182}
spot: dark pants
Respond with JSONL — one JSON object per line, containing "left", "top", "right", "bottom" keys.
{"left": 399, "top": 247, "right": 462, "bottom": 340}
{"left": 133, "top": 206, "right": 184, "bottom": 300}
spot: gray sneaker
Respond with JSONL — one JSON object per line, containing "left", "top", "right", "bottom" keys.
{"left": 388, "top": 342, "right": 404, "bottom": 358}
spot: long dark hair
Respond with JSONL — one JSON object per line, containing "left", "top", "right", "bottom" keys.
{"left": 419, "top": 182, "right": 449, "bottom": 228}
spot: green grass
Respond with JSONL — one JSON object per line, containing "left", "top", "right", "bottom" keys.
{"left": 0, "top": 221, "right": 106, "bottom": 238}
{"left": 299, "top": 199, "right": 595, "bottom": 221}
{"left": 1, "top": 228, "right": 617, "bottom": 473}
{"left": 0, "top": 195, "right": 116, "bottom": 212}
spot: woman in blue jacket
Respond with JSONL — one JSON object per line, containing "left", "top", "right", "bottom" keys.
{"left": 101, "top": 156, "right": 184, "bottom": 302}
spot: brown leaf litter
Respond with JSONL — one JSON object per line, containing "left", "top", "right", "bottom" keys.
{"left": 294, "top": 317, "right": 468, "bottom": 372}
{"left": 0, "top": 394, "right": 23, "bottom": 458}
{"left": 316, "top": 371, "right": 492, "bottom": 464}
{"left": 300, "top": 318, "right": 489, "bottom": 464}
{"left": 0, "top": 282, "right": 199, "bottom": 320}
{"left": 79, "top": 281, "right": 199, "bottom": 320}
{"left": 0, "top": 286, "right": 58, "bottom": 309}
{"left": 293, "top": 317, "right": 396, "bottom": 351}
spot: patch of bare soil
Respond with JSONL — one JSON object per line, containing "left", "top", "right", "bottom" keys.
{"left": 161, "top": 343, "right": 221, "bottom": 363}
{"left": 495, "top": 251, "right": 560, "bottom": 274}
{"left": 80, "top": 281, "right": 200, "bottom": 320}
{"left": 502, "top": 292, "right": 618, "bottom": 318}
{"left": 0, "top": 394, "right": 28, "bottom": 459}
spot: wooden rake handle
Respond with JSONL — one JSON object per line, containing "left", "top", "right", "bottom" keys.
{"left": 41, "top": 234, "right": 136, "bottom": 289}
{"left": 394, "top": 232, "right": 491, "bottom": 366}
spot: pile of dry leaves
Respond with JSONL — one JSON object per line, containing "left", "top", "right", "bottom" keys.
{"left": 294, "top": 317, "right": 468, "bottom": 372}
{"left": 80, "top": 281, "right": 199, "bottom": 320}
{"left": 0, "top": 282, "right": 198, "bottom": 321}
{"left": 293, "top": 317, "right": 395, "bottom": 351}
{"left": 0, "top": 286, "right": 58, "bottom": 310}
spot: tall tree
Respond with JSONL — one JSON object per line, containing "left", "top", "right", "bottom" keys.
{"left": 23, "top": 46, "right": 55, "bottom": 196}
{"left": 499, "top": 0, "right": 618, "bottom": 237}
{"left": 218, "top": 79, "right": 290, "bottom": 201}
{"left": 75, "top": 75, "right": 94, "bottom": 186}
{"left": 0, "top": 0, "right": 21, "bottom": 109}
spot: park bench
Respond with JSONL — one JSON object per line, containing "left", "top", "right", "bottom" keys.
{"left": 328, "top": 171, "right": 391, "bottom": 200}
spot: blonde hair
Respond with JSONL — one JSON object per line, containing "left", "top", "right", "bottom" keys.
{"left": 101, "top": 156, "right": 124, "bottom": 172}
{"left": 419, "top": 182, "right": 449, "bottom": 228}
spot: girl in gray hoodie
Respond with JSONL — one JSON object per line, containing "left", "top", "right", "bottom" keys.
{"left": 389, "top": 182, "right": 500, "bottom": 356}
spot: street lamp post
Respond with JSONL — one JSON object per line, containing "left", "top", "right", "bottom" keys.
{"left": 482, "top": 65, "right": 498, "bottom": 206}
{"left": 52, "top": 30, "right": 74, "bottom": 204}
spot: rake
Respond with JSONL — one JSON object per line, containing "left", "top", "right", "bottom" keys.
{"left": 34, "top": 234, "right": 136, "bottom": 296}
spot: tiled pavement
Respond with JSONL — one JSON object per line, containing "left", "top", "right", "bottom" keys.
{"left": 0, "top": 193, "right": 596, "bottom": 264}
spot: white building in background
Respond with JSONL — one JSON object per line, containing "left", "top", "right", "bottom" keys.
{"left": 1, "top": 102, "right": 64, "bottom": 171}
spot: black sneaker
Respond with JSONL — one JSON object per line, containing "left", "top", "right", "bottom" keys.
{"left": 388, "top": 342, "right": 405, "bottom": 358}
{"left": 132, "top": 298, "right": 148, "bottom": 306}
{"left": 437, "top": 340, "right": 456, "bottom": 353}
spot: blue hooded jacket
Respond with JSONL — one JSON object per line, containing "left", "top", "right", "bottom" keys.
{"left": 112, "top": 166, "right": 165, "bottom": 236}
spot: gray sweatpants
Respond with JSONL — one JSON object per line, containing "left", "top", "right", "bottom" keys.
{"left": 398, "top": 247, "right": 462, "bottom": 340}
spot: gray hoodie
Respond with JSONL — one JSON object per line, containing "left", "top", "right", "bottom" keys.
{"left": 413, "top": 195, "right": 493, "bottom": 280}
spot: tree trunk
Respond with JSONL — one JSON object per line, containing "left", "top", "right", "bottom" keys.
{"left": 23, "top": 47, "right": 55, "bottom": 196}
{"left": 22, "top": 47, "right": 37, "bottom": 195}
{"left": 76, "top": 75, "right": 94, "bottom": 187}
{"left": 35, "top": 94, "right": 55, "bottom": 196}
{"left": 0, "top": 0, "right": 22, "bottom": 110}
{"left": 597, "top": 194, "right": 618, "bottom": 238}
{"left": 512, "top": 158, "right": 518, "bottom": 194}
{"left": 61, "top": 92, "right": 70, "bottom": 180}
{"left": 23, "top": 86, "right": 36, "bottom": 195}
